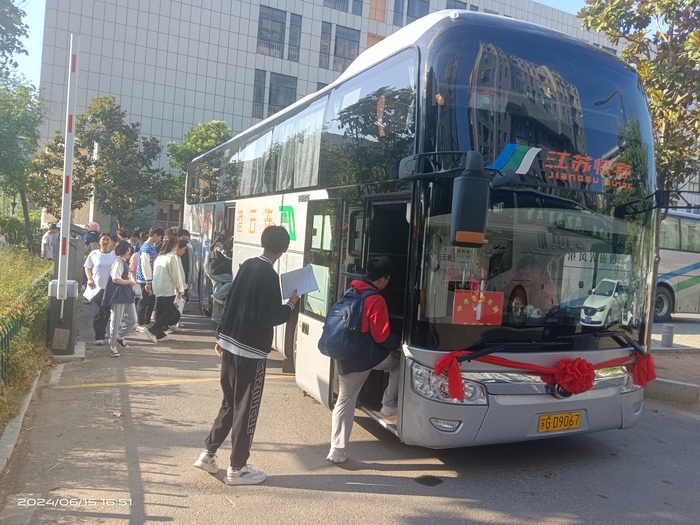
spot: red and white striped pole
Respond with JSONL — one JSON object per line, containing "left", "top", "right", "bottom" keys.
{"left": 57, "top": 34, "right": 79, "bottom": 301}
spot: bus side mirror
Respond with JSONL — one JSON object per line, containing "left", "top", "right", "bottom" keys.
{"left": 451, "top": 151, "right": 489, "bottom": 247}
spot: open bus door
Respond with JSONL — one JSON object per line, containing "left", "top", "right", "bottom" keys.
{"left": 294, "top": 194, "right": 410, "bottom": 415}
{"left": 198, "top": 203, "right": 231, "bottom": 317}
{"left": 295, "top": 199, "right": 343, "bottom": 408}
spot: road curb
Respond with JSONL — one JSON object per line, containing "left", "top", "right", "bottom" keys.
{"left": 645, "top": 378, "right": 700, "bottom": 405}
{"left": 0, "top": 372, "right": 41, "bottom": 474}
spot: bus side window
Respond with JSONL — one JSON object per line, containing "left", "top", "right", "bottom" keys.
{"left": 302, "top": 200, "right": 341, "bottom": 320}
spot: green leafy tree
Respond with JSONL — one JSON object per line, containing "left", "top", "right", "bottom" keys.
{"left": 77, "top": 96, "right": 164, "bottom": 227}
{"left": 580, "top": 0, "right": 700, "bottom": 337}
{"left": 166, "top": 120, "right": 232, "bottom": 204}
{"left": 0, "top": 75, "right": 43, "bottom": 252}
{"left": 27, "top": 130, "right": 94, "bottom": 218}
{"left": 0, "top": 0, "right": 27, "bottom": 74}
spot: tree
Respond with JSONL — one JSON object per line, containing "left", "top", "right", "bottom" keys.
{"left": 77, "top": 96, "right": 164, "bottom": 227}
{"left": 580, "top": 0, "right": 700, "bottom": 340}
{"left": 0, "top": 0, "right": 27, "bottom": 74}
{"left": 166, "top": 120, "right": 232, "bottom": 204}
{"left": 27, "top": 130, "right": 94, "bottom": 218}
{"left": 0, "top": 75, "right": 43, "bottom": 252}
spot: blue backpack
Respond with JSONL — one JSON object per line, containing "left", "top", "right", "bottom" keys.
{"left": 318, "top": 287, "right": 377, "bottom": 361}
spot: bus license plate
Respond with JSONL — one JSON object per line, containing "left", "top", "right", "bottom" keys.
{"left": 538, "top": 411, "right": 581, "bottom": 433}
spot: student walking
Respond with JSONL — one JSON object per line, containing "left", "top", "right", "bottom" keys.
{"left": 193, "top": 226, "right": 299, "bottom": 485}
{"left": 84, "top": 233, "right": 117, "bottom": 345}
{"left": 135, "top": 227, "right": 164, "bottom": 331}
{"left": 41, "top": 223, "right": 59, "bottom": 260}
{"left": 145, "top": 238, "right": 187, "bottom": 343}
{"left": 326, "top": 256, "right": 401, "bottom": 464}
{"left": 102, "top": 240, "right": 138, "bottom": 357}
{"left": 207, "top": 229, "right": 233, "bottom": 322}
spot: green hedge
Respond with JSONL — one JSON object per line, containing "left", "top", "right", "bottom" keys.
{"left": 0, "top": 213, "right": 44, "bottom": 253}
{"left": 0, "top": 251, "right": 53, "bottom": 426}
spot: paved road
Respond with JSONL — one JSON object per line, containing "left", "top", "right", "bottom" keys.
{"left": 1, "top": 306, "right": 700, "bottom": 524}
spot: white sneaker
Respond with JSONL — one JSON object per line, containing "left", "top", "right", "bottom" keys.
{"left": 135, "top": 325, "right": 147, "bottom": 333}
{"left": 224, "top": 465, "right": 267, "bottom": 485}
{"left": 94, "top": 339, "right": 104, "bottom": 346}
{"left": 380, "top": 406, "right": 398, "bottom": 417}
{"left": 193, "top": 451, "right": 219, "bottom": 473}
{"left": 145, "top": 329, "right": 158, "bottom": 344}
{"left": 165, "top": 326, "right": 182, "bottom": 334}
{"left": 326, "top": 448, "right": 347, "bottom": 463}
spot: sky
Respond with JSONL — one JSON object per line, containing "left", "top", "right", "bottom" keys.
{"left": 13, "top": 0, "right": 588, "bottom": 87}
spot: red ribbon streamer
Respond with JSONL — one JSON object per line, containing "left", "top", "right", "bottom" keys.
{"left": 434, "top": 350, "right": 656, "bottom": 400}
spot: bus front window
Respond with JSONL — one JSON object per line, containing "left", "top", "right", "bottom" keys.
{"left": 414, "top": 182, "right": 651, "bottom": 350}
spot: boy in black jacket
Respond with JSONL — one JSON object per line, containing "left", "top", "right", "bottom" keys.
{"left": 194, "top": 226, "right": 299, "bottom": 485}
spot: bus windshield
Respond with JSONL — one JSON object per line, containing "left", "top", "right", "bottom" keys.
{"left": 413, "top": 27, "right": 655, "bottom": 351}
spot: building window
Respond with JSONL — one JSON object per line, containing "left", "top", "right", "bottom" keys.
{"left": 352, "top": 0, "right": 363, "bottom": 15}
{"left": 268, "top": 73, "right": 297, "bottom": 116}
{"left": 288, "top": 14, "right": 302, "bottom": 62}
{"left": 367, "top": 33, "right": 383, "bottom": 48}
{"left": 317, "top": 82, "right": 328, "bottom": 91}
{"left": 393, "top": 0, "right": 403, "bottom": 26}
{"left": 446, "top": 0, "right": 466, "bottom": 8}
{"left": 470, "top": 4, "right": 478, "bottom": 11}
{"left": 253, "top": 69, "right": 266, "bottom": 119}
{"left": 369, "top": 0, "right": 386, "bottom": 21}
{"left": 324, "top": 0, "right": 349, "bottom": 11}
{"left": 334, "top": 26, "right": 360, "bottom": 72}
{"left": 406, "top": 0, "right": 429, "bottom": 23}
{"left": 320, "top": 22, "right": 332, "bottom": 69}
{"left": 257, "top": 6, "right": 286, "bottom": 58}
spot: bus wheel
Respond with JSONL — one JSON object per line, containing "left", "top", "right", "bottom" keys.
{"left": 654, "top": 287, "right": 673, "bottom": 323}
{"left": 508, "top": 289, "right": 527, "bottom": 325}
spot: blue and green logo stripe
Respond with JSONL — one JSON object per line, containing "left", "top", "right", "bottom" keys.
{"left": 486, "top": 144, "right": 542, "bottom": 175}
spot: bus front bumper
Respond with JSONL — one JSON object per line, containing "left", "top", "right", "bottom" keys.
{"left": 399, "top": 360, "right": 644, "bottom": 449}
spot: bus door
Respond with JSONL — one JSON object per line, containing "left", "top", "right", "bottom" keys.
{"left": 198, "top": 203, "right": 219, "bottom": 317}
{"left": 295, "top": 199, "right": 343, "bottom": 408}
{"left": 356, "top": 194, "right": 411, "bottom": 415}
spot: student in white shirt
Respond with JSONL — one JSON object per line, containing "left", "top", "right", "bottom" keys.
{"left": 144, "top": 238, "right": 187, "bottom": 343}
{"left": 84, "top": 233, "right": 117, "bottom": 345}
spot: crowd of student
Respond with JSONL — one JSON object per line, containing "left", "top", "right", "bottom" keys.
{"left": 80, "top": 224, "right": 195, "bottom": 357}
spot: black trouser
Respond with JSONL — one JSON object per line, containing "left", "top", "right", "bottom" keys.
{"left": 137, "top": 284, "right": 155, "bottom": 326}
{"left": 150, "top": 295, "right": 180, "bottom": 338}
{"left": 91, "top": 289, "right": 111, "bottom": 340}
{"left": 205, "top": 352, "right": 266, "bottom": 469}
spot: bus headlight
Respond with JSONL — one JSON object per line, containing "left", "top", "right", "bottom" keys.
{"left": 411, "top": 363, "right": 488, "bottom": 405}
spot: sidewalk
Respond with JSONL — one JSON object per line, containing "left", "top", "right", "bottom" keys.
{"left": 0, "top": 304, "right": 698, "bottom": 523}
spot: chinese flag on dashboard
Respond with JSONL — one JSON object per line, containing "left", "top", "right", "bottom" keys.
{"left": 453, "top": 291, "right": 504, "bottom": 325}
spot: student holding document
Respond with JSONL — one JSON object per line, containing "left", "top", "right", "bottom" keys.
{"left": 194, "top": 225, "right": 299, "bottom": 485}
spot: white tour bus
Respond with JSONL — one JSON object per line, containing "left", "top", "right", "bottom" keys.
{"left": 655, "top": 210, "right": 700, "bottom": 322}
{"left": 184, "top": 11, "right": 656, "bottom": 448}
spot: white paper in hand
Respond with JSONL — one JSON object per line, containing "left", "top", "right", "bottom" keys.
{"left": 280, "top": 266, "right": 319, "bottom": 299}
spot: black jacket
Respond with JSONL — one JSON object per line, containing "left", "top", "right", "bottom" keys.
{"left": 217, "top": 256, "right": 294, "bottom": 356}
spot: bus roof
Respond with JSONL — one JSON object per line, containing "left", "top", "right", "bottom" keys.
{"left": 192, "top": 10, "right": 619, "bottom": 166}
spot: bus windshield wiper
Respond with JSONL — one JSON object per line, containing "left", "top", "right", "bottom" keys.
{"left": 547, "top": 329, "right": 644, "bottom": 353}
{"left": 457, "top": 341, "right": 562, "bottom": 363}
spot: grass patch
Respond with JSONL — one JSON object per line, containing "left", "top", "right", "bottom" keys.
{"left": 0, "top": 248, "right": 52, "bottom": 310}
{"left": 0, "top": 248, "right": 54, "bottom": 430}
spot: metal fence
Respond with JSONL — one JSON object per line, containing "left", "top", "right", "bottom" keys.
{"left": 0, "top": 271, "right": 51, "bottom": 388}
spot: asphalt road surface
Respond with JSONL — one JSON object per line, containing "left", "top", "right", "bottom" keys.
{"left": 0, "top": 311, "right": 699, "bottom": 525}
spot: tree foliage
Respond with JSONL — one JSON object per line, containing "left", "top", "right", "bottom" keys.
{"left": 579, "top": 0, "right": 700, "bottom": 196}
{"left": 27, "top": 130, "right": 94, "bottom": 218}
{"left": 0, "top": 75, "right": 43, "bottom": 251}
{"left": 165, "top": 120, "right": 232, "bottom": 203}
{"left": 0, "top": 0, "right": 28, "bottom": 74}
{"left": 77, "top": 96, "right": 164, "bottom": 227}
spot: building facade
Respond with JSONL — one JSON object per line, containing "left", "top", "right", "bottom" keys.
{"left": 39, "top": 0, "right": 624, "bottom": 226}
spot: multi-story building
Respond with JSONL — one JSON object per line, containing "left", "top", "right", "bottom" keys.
{"left": 39, "top": 0, "right": 623, "bottom": 227}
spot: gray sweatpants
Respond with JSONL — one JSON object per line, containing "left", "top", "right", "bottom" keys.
{"left": 330, "top": 353, "right": 399, "bottom": 450}
{"left": 108, "top": 302, "right": 137, "bottom": 351}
